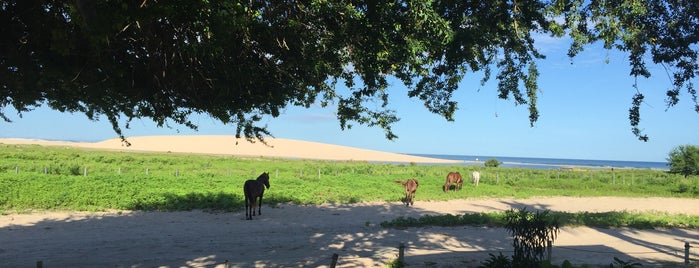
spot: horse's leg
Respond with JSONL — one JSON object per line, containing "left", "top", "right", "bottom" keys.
{"left": 257, "top": 194, "right": 263, "bottom": 216}
{"left": 245, "top": 196, "right": 250, "bottom": 220}
{"left": 251, "top": 199, "right": 256, "bottom": 216}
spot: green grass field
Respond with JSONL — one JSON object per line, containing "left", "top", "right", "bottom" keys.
{"left": 1, "top": 144, "right": 697, "bottom": 228}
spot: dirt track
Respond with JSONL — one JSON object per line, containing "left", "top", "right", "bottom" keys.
{"left": 2, "top": 197, "right": 698, "bottom": 268}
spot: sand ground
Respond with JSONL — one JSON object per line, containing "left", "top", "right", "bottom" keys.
{"left": 1, "top": 198, "right": 698, "bottom": 268}
{"left": 1, "top": 136, "right": 698, "bottom": 267}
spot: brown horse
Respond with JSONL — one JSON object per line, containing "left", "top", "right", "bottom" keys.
{"left": 394, "top": 178, "right": 419, "bottom": 207}
{"left": 443, "top": 172, "right": 463, "bottom": 192}
{"left": 244, "top": 172, "right": 271, "bottom": 220}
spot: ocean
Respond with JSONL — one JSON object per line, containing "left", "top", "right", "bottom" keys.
{"left": 410, "top": 154, "right": 669, "bottom": 170}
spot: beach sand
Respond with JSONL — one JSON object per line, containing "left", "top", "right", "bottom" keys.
{"left": 0, "top": 135, "right": 461, "bottom": 164}
{"left": 0, "top": 136, "right": 697, "bottom": 267}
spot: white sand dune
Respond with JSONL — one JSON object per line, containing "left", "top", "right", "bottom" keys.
{"left": 0, "top": 135, "right": 461, "bottom": 164}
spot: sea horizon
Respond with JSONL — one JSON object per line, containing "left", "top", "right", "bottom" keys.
{"left": 409, "top": 154, "right": 669, "bottom": 170}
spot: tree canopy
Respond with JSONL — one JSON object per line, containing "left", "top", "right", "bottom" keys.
{"left": 667, "top": 145, "right": 699, "bottom": 178}
{"left": 2, "top": 0, "right": 697, "bottom": 144}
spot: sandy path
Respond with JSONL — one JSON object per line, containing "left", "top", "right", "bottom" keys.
{"left": 2, "top": 197, "right": 698, "bottom": 268}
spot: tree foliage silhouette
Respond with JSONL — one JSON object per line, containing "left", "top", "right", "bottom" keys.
{"left": 2, "top": 0, "right": 697, "bottom": 143}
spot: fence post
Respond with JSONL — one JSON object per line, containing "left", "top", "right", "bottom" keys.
{"left": 146, "top": 168, "right": 149, "bottom": 175}
{"left": 118, "top": 167, "right": 121, "bottom": 175}
{"left": 16, "top": 166, "right": 18, "bottom": 174}
{"left": 318, "top": 169, "right": 321, "bottom": 179}
{"left": 330, "top": 253, "right": 339, "bottom": 268}
{"left": 36, "top": 261, "right": 42, "bottom": 268}
{"left": 398, "top": 243, "right": 405, "bottom": 263}
{"left": 175, "top": 169, "right": 179, "bottom": 177}
{"left": 44, "top": 167, "right": 47, "bottom": 174}
{"left": 685, "top": 242, "right": 691, "bottom": 265}
{"left": 224, "top": 259, "right": 229, "bottom": 268}
{"left": 84, "top": 167, "right": 87, "bottom": 176}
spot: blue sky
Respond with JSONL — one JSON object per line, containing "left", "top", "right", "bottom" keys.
{"left": 2, "top": 39, "right": 698, "bottom": 162}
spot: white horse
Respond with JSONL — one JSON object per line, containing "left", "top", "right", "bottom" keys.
{"left": 472, "top": 171, "right": 481, "bottom": 186}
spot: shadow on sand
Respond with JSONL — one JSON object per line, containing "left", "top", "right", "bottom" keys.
{"left": 1, "top": 194, "right": 697, "bottom": 267}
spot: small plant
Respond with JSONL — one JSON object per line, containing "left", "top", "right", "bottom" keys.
{"left": 485, "top": 158, "right": 502, "bottom": 168}
{"left": 505, "top": 208, "right": 560, "bottom": 267}
{"left": 385, "top": 258, "right": 404, "bottom": 268}
{"left": 609, "top": 257, "right": 642, "bottom": 268}
{"left": 480, "top": 252, "right": 511, "bottom": 268}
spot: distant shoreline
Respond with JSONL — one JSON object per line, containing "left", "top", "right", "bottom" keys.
{"left": 412, "top": 154, "right": 669, "bottom": 170}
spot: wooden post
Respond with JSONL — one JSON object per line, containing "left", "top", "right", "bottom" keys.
{"left": 224, "top": 259, "right": 229, "bottom": 268}
{"left": 398, "top": 243, "right": 405, "bottom": 263}
{"left": 36, "top": 261, "right": 42, "bottom": 268}
{"left": 685, "top": 242, "right": 691, "bottom": 265}
{"left": 330, "top": 253, "right": 339, "bottom": 268}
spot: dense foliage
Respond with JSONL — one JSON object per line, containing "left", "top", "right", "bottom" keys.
{"left": 667, "top": 145, "right": 699, "bottom": 178}
{"left": 2, "top": 0, "right": 697, "bottom": 143}
{"left": 505, "top": 208, "right": 560, "bottom": 267}
{"left": 485, "top": 158, "right": 503, "bottom": 168}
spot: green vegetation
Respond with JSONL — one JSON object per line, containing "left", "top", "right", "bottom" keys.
{"left": 380, "top": 210, "right": 699, "bottom": 229}
{"left": 1, "top": 144, "right": 698, "bottom": 230}
{"left": 667, "top": 145, "right": 699, "bottom": 178}
{"left": 4, "top": 2, "right": 698, "bottom": 142}
{"left": 485, "top": 158, "right": 503, "bottom": 168}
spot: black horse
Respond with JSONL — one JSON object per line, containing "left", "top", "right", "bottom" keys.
{"left": 244, "top": 172, "right": 271, "bottom": 220}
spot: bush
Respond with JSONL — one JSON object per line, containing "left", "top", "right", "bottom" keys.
{"left": 667, "top": 145, "right": 699, "bottom": 178}
{"left": 485, "top": 158, "right": 502, "bottom": 168}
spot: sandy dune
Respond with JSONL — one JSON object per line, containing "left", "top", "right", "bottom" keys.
{"left": 1, "top": 136, "right": 698, "bottom": 267}
{"left": 0, "top": 135, "right": 461, "bottom": 164}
